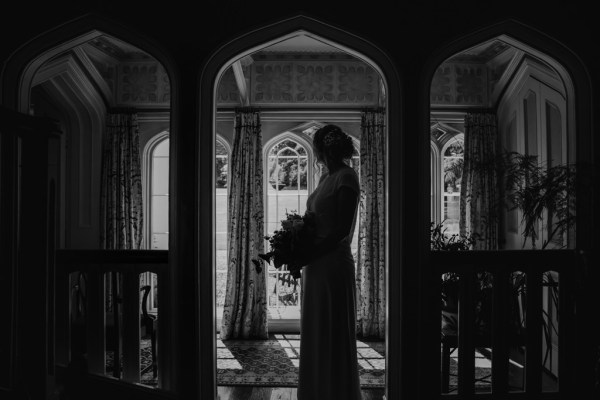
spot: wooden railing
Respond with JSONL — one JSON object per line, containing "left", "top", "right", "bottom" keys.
{"left": 432, "top": 249, "right": 578, "bottom": 399}
{"left": 56, "top": 249, "right": 168, "bottom": 387}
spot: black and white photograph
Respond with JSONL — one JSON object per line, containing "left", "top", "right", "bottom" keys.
{"left": 0, "top": 1, "right": 598, "bottom": 399}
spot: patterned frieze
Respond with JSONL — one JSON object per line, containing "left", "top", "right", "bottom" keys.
{"left": 87, "top": 52, "right": 116, "bottom": 94}
{"left": 217, "top": 68, "right": 241, "bottom": 104}
{"left": 116, "top": 61, "right": 171, "bottom": 106}
{"left": 250, "top": 60, "right": 379, "bottom": 106}
{"left": 430, "top": 62, "right": 488, "bottom": 106}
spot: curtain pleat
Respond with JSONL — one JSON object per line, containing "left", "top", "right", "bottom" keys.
{"left": 99, "top": 110, "right": 143, "bottom": 348}
{"left": 100, "top": 111, "right": 143, "bottom": 250}
{"left": 220, "top": 109, "right": 268, "bottom": 340}
{"left": 356, "top": 108, "right": 386, "bottom": 339}
{"left": 459, "top": 112, "right": 499, "bottom": 250}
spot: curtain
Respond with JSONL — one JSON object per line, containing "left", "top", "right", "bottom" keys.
{"left": 100, "top": 111, "right": 143, "bottom": 250}
{"left": 459, "top": 112, "right": 499, "bottom": 250}
{"left": 220, "top": 108, "right": 268, "bottom": 340}
{"left": 356, "top": 108, "right": 386, "bottom": 339}
{"left": 99, "top": 110, "right": 143, "bottom": 373}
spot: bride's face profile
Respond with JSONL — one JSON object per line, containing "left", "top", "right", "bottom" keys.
{"left": 314, "top": 145, "right": 325, "bottom": 164}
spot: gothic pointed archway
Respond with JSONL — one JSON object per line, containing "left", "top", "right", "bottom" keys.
{"left": 1, "top": 13, "right": 180, "bottom": 393}
{"left": 419, "top": 18, "right": 593, "bottom": 399}
{"left": 198, "top": 15, "right": 403, "bottom": 400}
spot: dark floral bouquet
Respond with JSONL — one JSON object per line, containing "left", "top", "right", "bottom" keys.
{"left": 253, "top": 210, "right": 316, "bottom": 284}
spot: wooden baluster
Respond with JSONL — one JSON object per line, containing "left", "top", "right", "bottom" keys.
{"left": 122, "top": 271, "right": 141, "bottom": 382}
{"left": 86, "top": 270, "right": 106, "bottom": 375}
{"left": 55, "top": 262, "right": 70, "bottom": 367}
{"left": 525, "top": 269, "right": 543, "bottom": 394}
{"left": 157, "top": 269, "right": 167, "bottom": 388}
{"left": 458, "top": 270, "right": 475, "bottom": 396}
{"left": 492, "top": 270, "right": 509, "bottom": 394}
{"left": 559, "top": 267, "right": 571, "bottom": 393}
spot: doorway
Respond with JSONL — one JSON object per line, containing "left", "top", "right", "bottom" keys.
{"left": 211, "top": 29, "right": 390, "bottom": 398}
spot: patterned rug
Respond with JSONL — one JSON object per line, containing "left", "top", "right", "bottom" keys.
{"left": 105, "top": 339, "right": 157, "bottom": 386}
{"left": 217, "top": 334, "right": 385, "bottom": 387}
{"left": 446, "top": 350, "right": 493, "bottom": 392}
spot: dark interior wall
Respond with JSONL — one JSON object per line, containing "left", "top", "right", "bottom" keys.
{"left": 30, "top": 86, "right": 69, "bottom": 247}
{"left": 1, "top": 2, "right": 595, "bottom": 82}
{"left": 30, "top": 83, "right": 104, "bottom": 249}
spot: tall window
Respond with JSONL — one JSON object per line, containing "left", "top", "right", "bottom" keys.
{"left": 442, "top": 139, "right": 464, "bottom": 236}
{"left": 266, "top": 139, "right": 309, "bottom": 232}
{"left": 144, "top": 134, "right": 169, "bottom": 313}
{"left": 348, "top": 144, "right": 360, "bottom": 255}
{"left": 215, "top": 138, "right": 229, "bottom": 310}
{"left": 150, "top": 138, "right": 169, "bottom": 250}
{"left": 265, "top": 137, "right": 310, "bottom": 319}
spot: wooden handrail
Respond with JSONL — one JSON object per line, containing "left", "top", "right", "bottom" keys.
{"left": 56, "top": 250, "right": 168, "bottom": 273}
{"left": 436, "top": 249, "right": 574, "bottom": 397}
{"left": 56, "top": 249, "right": 168, "bottom": 387}
{"left": 430, "top": 249, "right": 576, "bottom": 270}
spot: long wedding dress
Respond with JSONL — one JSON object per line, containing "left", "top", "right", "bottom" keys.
{"left": 297, "top": 165, "right": 362, "bottom": 400}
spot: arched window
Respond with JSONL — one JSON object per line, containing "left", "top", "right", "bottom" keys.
{"left": 430, "top": 142, "right": 441, "bottom": 225}
{"left": 441, "top": 137, "right": 464, "bottom": 236}
{"left": 266, "top": 138, "right": 310, "bottom": 234}
{"left": 215, "top": 136, "right": 230, "bottom": 310}
{"left": 142, "top": 132, "right": 169, "bottom": 313}
{"left": 146, "top": 135, "right": 170, "bottom": 250}
{"left": 264, "top": 135, "right": 312, "bottom": 320}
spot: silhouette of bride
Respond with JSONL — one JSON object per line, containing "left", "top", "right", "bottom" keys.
{"left": 297, "top": 124, "right": 361, "bottom": 399}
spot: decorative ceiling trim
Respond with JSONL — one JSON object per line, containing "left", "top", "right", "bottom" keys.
{"left": 252, "top": 52, "right": 354, "bottom": 60}
{"left": 88, "top": 35, "right": 152, "bottom": 61}
{"left": 32, "top": 53, "right": 107, "bottom": 113}
{"left": 232, "top": 60, "right": 248, "bottom": 106}
{"left": 137, "top": 111, "right": 171, "bottom": 122}
{"left": 430, "top": 110, "right": 466, "bottom": 124}
{"left": 216, "top": 109, "right": 363, "bottom": 123}
{"left": 498, "top": 54, "right": 566, "bottom": 117}
{"left": 489, "top": 49, "right": 524, "bottom": 107}
{"left": 72, "top": 47, "right": 113, "bottom": 106}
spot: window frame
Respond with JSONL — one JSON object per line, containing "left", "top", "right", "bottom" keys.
{"left": 142, "top": 130, "right": 170, "bottom": 314}
{"left": 262, "top": 133, "right": 314, "bottom": 323}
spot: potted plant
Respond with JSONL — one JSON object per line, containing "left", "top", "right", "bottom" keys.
{"left": 498, "top": 151, "right": 583, "bottom": 250}
{"left": 431, "top": 221, "right": 478, "bottom": 332}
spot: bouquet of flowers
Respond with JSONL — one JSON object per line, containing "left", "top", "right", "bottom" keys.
{"left": 253, "top": 210, "right": 316, "bottom": 284}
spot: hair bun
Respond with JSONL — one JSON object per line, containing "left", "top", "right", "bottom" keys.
{"left": 314, "top": 124, "right": 354, "bottom": 162}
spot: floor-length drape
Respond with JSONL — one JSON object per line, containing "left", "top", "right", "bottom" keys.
{"left": 221, "top": 108, "right": 268, "bottom": 340}
{"left": 356, "top": 108, "right": 386, "bottom": 339}
{"left": 99, "top": 110, "right": 143, "bottom": 371}
{"left": 100, "top": 110, "right": 143, "bottom": 250}
{"left": 459, "top": 112, "right": 499, "bottom": 250}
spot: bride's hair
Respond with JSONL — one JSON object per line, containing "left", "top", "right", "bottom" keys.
{"left": 313, "top": 124, "right": 354, "bottom": 163}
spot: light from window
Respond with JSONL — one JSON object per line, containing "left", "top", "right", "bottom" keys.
{"left": 265, "top": 138, "right": 309, "bottom": 319}
{"left": 442, "top": 140, "right": 463, "bottom": 236}
{"left": 151, "top": 138, "right": 169, "bottom": 250}
{"left": 216, "top": 139, "right": 229, "bottom": 308}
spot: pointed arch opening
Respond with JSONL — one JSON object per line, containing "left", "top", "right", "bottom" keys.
{"left": 2, "top": 15, "right": 178, "bottom": 391}
{"left": 199, "top": 15, "right": 403, "bottom": 400}
{"left": 425, "top": 20, "right": 592, "bottom": 398}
